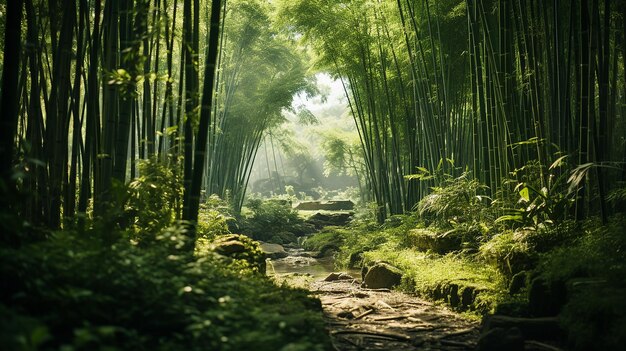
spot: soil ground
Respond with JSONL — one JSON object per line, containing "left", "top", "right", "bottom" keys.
{"left": 309, "top": 279, "right": 480, "bottom": 350}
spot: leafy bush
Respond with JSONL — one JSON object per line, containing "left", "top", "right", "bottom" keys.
{"left": 196, "top": 233, "right": 267, "bottom": 274}
{"left": 479, "top": 230, "right": 532, "bottom": 276}
{"left": 412, "top": 173, "right": 493, "bottom": 251}
{"left": 534, "top": 217, "right": 626, "bottom": 350}
{"left": 416, "top": 172, "right": 491, "bottom": 228}
{"left": 123, "top": 158, "right": 183, "bottom": 242}
{"left": 302, "top": 227, "right": 346, "bottom": 252}
{"left": 495, "top": 158, "right": 574, "bottom": 228}
{"left": 239, "top": 199, "right": 314, "bottom": 243}
{"left": 0, "top": 226, "right": 331, "bottom": 351}
{"left": 197, "top": 195, "right": 235, "bottom": 240}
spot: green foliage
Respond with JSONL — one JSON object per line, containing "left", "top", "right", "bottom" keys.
{"left": 364, "top": 248, "right": 507, "bottom": 314}
{"left": 496, "top": 159, "right": 574, "bottom": 228}
{"left": 197, "top": 195, "right": 235, "bottom": 240}
{"left": 416, "top": 172, "right": 491, "bottom": 228}
{"left": 479, "top": 221, "right": 578, "bottom": 277}
{"left": 408, "top": 172, "right": 493, "bottom": 252}
{"left": 126, "top": 158, "right": 183, "bottom": 240}
{"left": 479, "top": 230, "right": 532, "bottom": 276}
{"left": 535, "top": 218, "right": 626, "bottom": 350}
{"left": 302, "top": 227, "right": 346, "bottom": 252}
{"left": 196, "top": 234, "right": 267, "bottom": 274}
{"left": 0, "top": 225, "right": 331, "bottom": 351}
{"left": 240, "top": 199, "right": 313, "bottom": 243}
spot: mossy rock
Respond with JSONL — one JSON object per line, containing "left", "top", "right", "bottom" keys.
{"left": 211, "top": 234, "right": 266, "bottom": 274}
{"left": 407, "top": 228, "right": 462, "bottom": 254}
{"left": 268, "top": 231, "right": 297, "bottom": 245}
{"left": 363, "top": 262, "right": 403, "bottom": 289}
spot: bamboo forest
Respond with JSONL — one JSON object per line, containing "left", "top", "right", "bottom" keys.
{"left": 1, "top": 0, "right": 626, "bottom": 350}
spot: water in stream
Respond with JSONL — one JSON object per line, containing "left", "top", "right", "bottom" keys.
{"left": 267, "top": 248, "right": 337, "bottom": 279}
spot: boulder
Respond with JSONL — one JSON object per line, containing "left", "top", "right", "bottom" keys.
{"left": 211, "top": 234, "right": 249, "bottom": 256}
{"left": 306, "top": 212, "right": 353, "bottom": 229}
{"left": 407, "top": 228, "right": 461, "bottom": 254}
{"left": 212, "top": 239, "right": 246, "bottom": 256}
{"left": 259, "top": 242, "right": 288, "bottom": 259}
{"left": 363, "top": 262, "right": 403, "bottom": 289}
{"left": 210, "top": 234, "right": 265, "bottom": 274}
{"left": 313, "top": 244, "right": 339, "bottom": 258}
{"left": 509, "top": 271, "right": 527, "bottom": 295}
{"left": 348, "top": 251, "right": 364, "bottom": 269}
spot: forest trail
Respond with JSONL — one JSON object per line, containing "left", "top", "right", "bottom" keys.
{"left": 310, "top": 279, "right": 480, "bottom": 351}
{"left": 269, "top": 248, "right": 480, "bottom": 351}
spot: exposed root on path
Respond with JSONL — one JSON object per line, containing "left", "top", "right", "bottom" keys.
{"left": 309, "top": 279, "right": 480, "bottom": 351}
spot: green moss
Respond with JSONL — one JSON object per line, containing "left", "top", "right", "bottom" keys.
{"left": 302, "top": 227, "right": 346, "bottom": 252}
{"left": 363, "top": 247, "right": 507, "bottom": 314}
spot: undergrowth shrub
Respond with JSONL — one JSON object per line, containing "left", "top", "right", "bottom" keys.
{"left": 120, "top": 158, "right": 183, "bottom": 244}
{"left": 240, "top": 199, "right": 314, "bottom": 243}
{"left": 0, "top": 226, "right": 331, "bottom": 351}
{"left": 302, "top": 227, "right": 346, "bottom": 252}
{"left": 536, "top": 217, "right": 626, "bottom": 350}
{"left": 363, "top": 248, "right": 507, "bottom": 314}
{"left": 479, "top": 221, "right": 578, "bottom": 277}
{"left": 197, "top": 195, "right": 235, "bottom": 240}
{"left": 412, "top": 173, "right": 493, "bottom": 251}
{"left": 416, "top": 172, "right": 491, "bottom": 228}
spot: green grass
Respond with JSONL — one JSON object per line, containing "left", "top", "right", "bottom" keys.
{"left": 363, "top": 247, "right": 508, "bottom": 314}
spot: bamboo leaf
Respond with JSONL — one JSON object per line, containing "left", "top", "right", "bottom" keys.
{"left": 519, "top": 187, "right": 530, "bottom": 202}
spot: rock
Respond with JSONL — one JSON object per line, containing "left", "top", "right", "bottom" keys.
{"left": 477, "top": 327, "right": 524, "bottom": 351}
{"left": 306, "top": 212, "right": 353, "bottom": 229}
{"left": 407, "top": 228, "right": 462, "bottom": 254}
{"left": 324, "top": 272, "right": 354, "bottom": 282}
{"left": 210, "top": 234, "right": 266, "bottom": 274}
{"left": 268, "top": 231, "right": 297, "bottom": 245}
{"left": 460, "top": 286, "right": 475, "bottom": 307}
{"left": 259, "top": 242, "right": 288, "bottom": 259}
{"left": 363, "top": 262, "right": 403, "bottom": 289}
{"left": 447, "top": 283, "right": 460, "bottom": 307}
{"left": 212, "top": 240, "right": 246, "bottom": 256}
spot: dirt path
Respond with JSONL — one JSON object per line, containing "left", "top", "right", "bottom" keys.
{"left": 309, "top": 279, "right": 480, "bottom": 351}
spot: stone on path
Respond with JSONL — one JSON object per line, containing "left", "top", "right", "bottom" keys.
{"left": 363, "top": 262, "right": 403, "bottom": 289}
{"left": 259, "top": 242, "right": 288, "bottom": 259}
{"left": 324, "top": 272, "right": 355, "bottom": 282}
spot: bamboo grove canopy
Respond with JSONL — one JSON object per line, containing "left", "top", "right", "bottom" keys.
{"left": 1, "top": 0, "right": 625, "bottom": 246}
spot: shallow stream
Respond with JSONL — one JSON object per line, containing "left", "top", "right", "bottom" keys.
{"left": 267, "top": 247, "right": 338, "bottom": 279}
